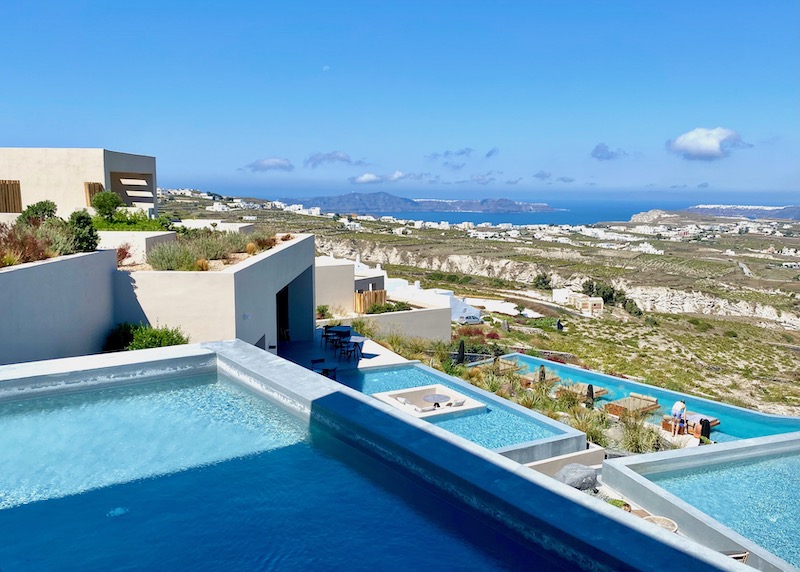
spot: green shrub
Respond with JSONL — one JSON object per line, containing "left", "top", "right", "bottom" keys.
{"left": 36, "top": 218, "right": 76, "bottom": 255}
{"left": 220, "top": 231, "right": 249, "bottom": 253}
{"left": 723, "top": 330, "right": 738, "bottom": 338}
{"left": 19, "top": 200, "right": 57, "bottom": 225}
{"left": 91, "top": 191, "right": 124, "bottom": 222}
{"left": 350, "top": 318, "right": 378, "bottom": 339}
{"left": 68, "top": 210, "right": 99, "bottom": 252}
{"left": 104, "top": 322, "right": 189, "bottom": 351}
{"left": 127, "top": 324, "right": 189, "bottom": 350}
{"left": 186, "top": 236, "right": 230, "bottom": 261}
{"left": 103, "top": 323, "right": 137, "bottom": 351}
{"left": 147, "top": 242, "right": 196, "bottom": 270}
{"left": 532, "top": 273, "right": 552, "bottom": 290}
{"left": 365, "top": 301, "right": 412, "bottom": 314}
{"left": 316, "top": 305, "right": 333, "bottom": 319}
{"left": 92, "top": 210, "right": 173, "bottom": 231}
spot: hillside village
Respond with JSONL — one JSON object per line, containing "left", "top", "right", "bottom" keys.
{"left": 2, "top": 150, "right": 800, "bottom": 570}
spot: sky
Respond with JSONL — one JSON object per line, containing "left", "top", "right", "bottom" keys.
{"left": 2, "top": 1, "right": 799, "bottom": 204}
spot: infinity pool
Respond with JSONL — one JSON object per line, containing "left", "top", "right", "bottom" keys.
{"left": 649, "top": 452, "right": 800, "bottom": 568}
{"left": 338, "top": 364, "right": 563, "bottom": 450}
{"left": 507, "top": 353, "right": 800, "bottom": 441}
{"left": 0, "top": 374, "right": 568, "bottom": 570}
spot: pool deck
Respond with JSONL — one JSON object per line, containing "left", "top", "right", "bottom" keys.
{"left": 278, "top": 328, "right": 409, "bottom": 373}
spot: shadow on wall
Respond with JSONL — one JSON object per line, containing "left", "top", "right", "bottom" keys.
{"left": 112, "top": 271, "right": 149, "bottom": 328}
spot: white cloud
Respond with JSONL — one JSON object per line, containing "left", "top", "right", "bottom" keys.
{"left": 668, "top": 127, "right": 751, "bottom": 160}
{"left": 243, "top": 158, "right": 294, "bottom": 172}
{"left": 304, "top": 151, "right": 366, "bottom": 168}
{"left": 350, "top": 173, "right": 382, "bottom": 184}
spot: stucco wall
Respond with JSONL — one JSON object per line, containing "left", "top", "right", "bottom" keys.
{"left": 0, "top": 148, "right": 105, "bottom": 217}
{"left": 174, "top": 220, "right": 255, "bottom": 234}
{"left": 314, "top": 258, "right": 355, "bottom": 314}
{"left": 0, "top": 250, "right": 117, "bottom": 365}
{"left": 97, "top": 231, "right": 176, "bottom": 264}
{"left": 114, "top": 270, "right": 237, "bottom": 343}
{"left": 234, "top": 234, "right": 316, "bottom": 348}
{"left": 0, "top": 148, "right": 156, "bottom": 217}
{"left": 319, "top": 306, "right": 452, "bottom": 341}
{"left": 114, "top": 234, "right": 315, "bottom": 349}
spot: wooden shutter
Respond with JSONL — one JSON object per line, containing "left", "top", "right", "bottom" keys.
{"left": 84, "top": 182, "right": 105, "bottom": 206}
{"left": 0, "top": 180, "right": 22, "bottom": 213}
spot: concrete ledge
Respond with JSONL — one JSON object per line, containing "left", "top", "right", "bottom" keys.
{"left": 603, "top": 433, "right": 800, "bottom": 572}
{"left": 527, "top": 443, "right": 606, "bottom": 477}
{"left": 0, "top": 344, "right": 216, "bottom": 401}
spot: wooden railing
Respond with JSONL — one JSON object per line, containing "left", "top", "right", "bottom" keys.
{"left": 354, "top": 289, "right": 387, "bottom": 313}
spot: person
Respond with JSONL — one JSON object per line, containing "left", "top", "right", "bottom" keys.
{"left": 670, "top": 399, "right": 686, "bottom": 436}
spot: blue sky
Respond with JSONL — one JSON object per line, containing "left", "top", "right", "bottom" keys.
{"left": 2, "top": 1, "right": 798, "bottom": 203}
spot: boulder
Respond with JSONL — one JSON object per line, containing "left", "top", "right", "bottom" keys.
{"left": 554, "top": 463, "right": 598, "bottom": 491}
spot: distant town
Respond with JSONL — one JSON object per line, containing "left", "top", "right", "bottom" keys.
{"left": 158, "top": 187, "right": 800, "bottom": 268}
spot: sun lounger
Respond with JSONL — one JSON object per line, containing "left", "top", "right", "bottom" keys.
{"left": 557, "top": 383, "right": 608, "bottom": 399}
{"left": 685, "top": 411, "right": 720, "bottom": 429}
{"left": 604, "top": 392, "right": 659, "bottom": 417}
{"left": 721, "top": 550, "right": 749, "bottom": 564}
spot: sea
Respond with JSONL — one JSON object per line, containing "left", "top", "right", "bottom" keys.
{"left": 370, "top": 199, "right": 695, "bottom": 226}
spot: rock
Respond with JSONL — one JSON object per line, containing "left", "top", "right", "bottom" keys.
{"left": 554, "top": 463, "right": 598, "bottom": 491}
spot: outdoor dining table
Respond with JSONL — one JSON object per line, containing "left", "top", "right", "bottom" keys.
{"left": 423, "top": 393, "right": 451, "bottom": 408}
{"left": 340, "top": 335, "right": 366, "bottom": 361}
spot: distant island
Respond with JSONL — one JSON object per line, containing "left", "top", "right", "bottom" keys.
{"left": 279, "top": 192, "right": 555, "bottom": 214}
{"left": 685, "top": 204, "right": 800, "bottom": 220}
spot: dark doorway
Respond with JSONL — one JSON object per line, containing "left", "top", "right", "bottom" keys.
{"left": 277, "top": 285, "right": 290, "bottom": 341}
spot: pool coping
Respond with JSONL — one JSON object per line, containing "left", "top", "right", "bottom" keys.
{"left": 349, "top": 360, "right": 588, "bottom": 463}
{"left": 0, "top": 341, "right": 743, "bottom": 571}
{"left": 603, "top": 432, "right": 800, "bottom": 572}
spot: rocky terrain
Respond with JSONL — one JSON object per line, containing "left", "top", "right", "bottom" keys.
{"left": 316, "top": 236, "right": 800, "bottom": 330}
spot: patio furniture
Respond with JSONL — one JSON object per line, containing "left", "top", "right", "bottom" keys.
{"left": 557, "top": 383, "right": 608, "bottom": 400}
{"left": 423, "top": 393, "right": 451, "bottom": 408}
{"left": 604, "top": 392, "right": 659, "bottom": 417}
{"left": 643, "top": 515, "right": 678, "bottom": 533}
{"left": 721, "top": 550, "right": 749, "bottom": 564}
{"left": 342, "top": 335, "right": 366, "bottom": 362}
{"left": 320, "top": 326, "right": 338, "bottom": 348}
{"left": 310, "top": 358, "right": 338, "bottom": 380}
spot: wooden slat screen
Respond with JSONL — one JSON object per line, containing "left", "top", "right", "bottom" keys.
{"left": 0, "top": 180, "right": 23, "bottom": 213}
{"left": 354, "top": 290, "right": 387, "bottom": 314}
{"left": 84, "top": 182, "right": 105, "bottom": 206}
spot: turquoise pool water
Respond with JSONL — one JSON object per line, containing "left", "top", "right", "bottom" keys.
{"left": 507, "top": 354, "right": 800, "bottom": 441}
{"left": 337, "top": 364, "right": 562, "bottom": 449}
{"left": 0, "top": 374, "right": 571, "bottom": 570}
{"left": 649, "top": 452, "right": 800, "bottom": 568}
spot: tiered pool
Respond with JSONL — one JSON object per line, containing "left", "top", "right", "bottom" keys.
{"left": 0, "top": 372, "right": 563, "bottom": 570}
{"left": 649, "top": 451, "right": 800, "bottom": 568}
{"left": 506, "top": 353, "right": 800, "bottom": 441}
{"left": 338, "top": 363, "right": 566, "bottom": 450}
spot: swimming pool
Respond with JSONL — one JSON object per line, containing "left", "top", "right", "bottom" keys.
{"left": 338, "top": 363, "right": 566, "bottom": 450}
{"left": 506, "top": 353, "right": 800, "bottom": 441}
{"left": 649, "top": 452, "right": 800, "bottom": 568}
{"left": 0, "top": 342, "right": 741, "bottom": 571}
{"left": 0, "top": 372, "right": 565, "bottom": 570}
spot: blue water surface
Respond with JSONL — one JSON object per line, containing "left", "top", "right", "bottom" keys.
{"left": 0, "top": 375, "right": 569, "bottom": 571}
{"left": 650, "top": 452, "right": 800, "bottom": 568}
{"left": 338, "top": 364, "right": 562, "bottom": 449}
{"left": 509, "top": 354, "right": 800, "bottom": 441}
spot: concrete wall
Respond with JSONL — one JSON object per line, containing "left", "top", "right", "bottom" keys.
{"left": 114, "top": 270, "right": 236, "bottom": 343}
{"left": 318, "top": 306, "right": 452, "bottom": 341}
{"left": 0, "top": 148, "right": 156, "bottom": 218}
{"left": 174, "top": 220, "right": 255, "bottom": 234}
{"left": 97, "top": 231, "right": 176, "bottom": 265}
{"left": 602, "top": 433, "right": 800, "bottom": 572}
{"left": 234, "top": 234, "right": 316, "bottom": 348}
{"left": 526, "top": 443, "right": 606, "bottom": 477}
{"left": 314, "top": 257, "right": 355, "bottom": 314}
{"left": 0, "top": 250, "right": 117, "bottom": 365}
{"left": 114, "top": 234, "right": 316, "bottom": 350}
